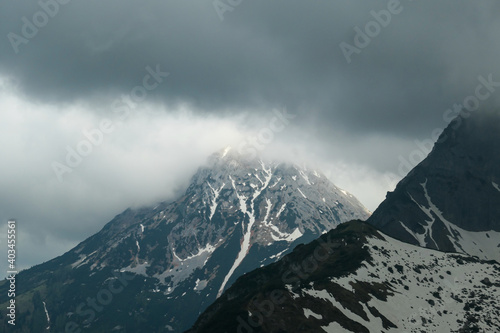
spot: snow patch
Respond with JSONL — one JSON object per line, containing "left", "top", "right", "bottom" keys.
{"left": 269, "top": 247, "right": 289, "bottom": 260}
{"left": 194, "top": 278, "right": 208, "bottom": 291}
{"left": 276, "top": 203, "right": 287, "bottom": 219}
{"left": 299, "top": 170, "right": 311, "bottom": 185}
{"left": 328, "top": 234, "right": 500, "bottom": 332}
{"left": 262, "top": 201, "right": 302, "bottom": 243}
{"left": 174, "top": 243, "right": 218, "bottom": 264}
{"left": 71, "top": 250, "right": 97, "bottom": 269}
{"left": 43, "top": 301, "right": 50, "bottom": 330}
{"left": 269, "top": 177, "right": 281, "bottom": 188}
{"left": 262, "top": 198, "right": 273, "bottom": 225}
{"left": 307, "top": 288, "right": 386, "bottom": 332}
{"left": 399, "top": 221, "right": 426, "bottom": 248}
{"left": 404, "top": 189, "right": 438, "bottom": 248}
{"left": 149, "top": 242, "right": 219, "bottom": 293}
{"left": 269, "top": 227, "right": 303, "bottom": 243}
{"left": 221, "top": 146, "right": 231, "bottom": 158}
{"left": 414, "top": 180, "right": 500, "bottom": 260}
{"left": 219, "top": 165, "right": 273, "bottom": 297}
{"left": 121, "top": 261, "right": 149, "bottom": 275}
{"left": 303, "top": 308, "right": 322, "bottom": 320}
{"left": 207, "top": 181, "right": 225, "bottom": 220}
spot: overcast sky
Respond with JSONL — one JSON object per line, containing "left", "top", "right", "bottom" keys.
{"left": 1, "top": 0, "right": 500, "bottom": 273}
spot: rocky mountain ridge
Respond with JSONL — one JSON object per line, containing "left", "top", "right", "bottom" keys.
{"left": 0, "top": 148, "right": 370, "bottom": 332}
{"left": 368, "top": 111, "right": 500, "bottom": 260}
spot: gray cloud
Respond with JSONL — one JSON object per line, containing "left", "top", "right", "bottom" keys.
{"left": 1, "top": 0, "right": 500, "bottom": 271}
{"left": 1, "top": 1, "right": 499, "bottom": 134}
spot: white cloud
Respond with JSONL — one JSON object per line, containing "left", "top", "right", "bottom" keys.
{"left": 0, "top": 79, "right": 414, "bottom": 274}
{"left": 0, "top": 86, "right": 253, "bottom": 273}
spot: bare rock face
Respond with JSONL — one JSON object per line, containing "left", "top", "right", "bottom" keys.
{"left": 0, "top": 148, "right": 369, "bottom": 333}
{"left": 368, "top": 110, "right": 500, "bottom": 260}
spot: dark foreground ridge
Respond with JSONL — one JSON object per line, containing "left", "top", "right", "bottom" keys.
{"left": 186, "top": 220, "right": 500, "bottom": 333}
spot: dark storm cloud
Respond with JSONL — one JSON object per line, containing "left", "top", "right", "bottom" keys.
{"left": 2, "top": 0, "right": 500, "bottom": 139}
{"left": 2, "top": 0, "right": 500, "bottom": 273}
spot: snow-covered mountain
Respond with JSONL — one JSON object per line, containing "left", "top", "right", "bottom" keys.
{"left": 368, "top": 111, "right": 500, "bottom": 260}
{"left": 187, "top": 221, "right": 500, "bottom": 333}
{"left": 0, "top": 148, "right": 370, "bottom": 332}
{"left": 187, "top": 111, "right": 500, "bottom": 333}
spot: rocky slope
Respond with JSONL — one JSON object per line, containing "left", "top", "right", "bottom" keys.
{"left": 0, "top": 148, "right": 369, "bottom": 333}
{"left": 187, "top": 220, "right": 500, "bottom": 333}
{"left": 368, "top": 111, "right": 500, "bottom": 260}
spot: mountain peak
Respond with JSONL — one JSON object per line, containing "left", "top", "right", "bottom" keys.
{"left": 210, "top": 145, "right": 233, "bottom": 160}
{"left": 369, "top": 110, "right": 500, "bottom": 260}
{"left": 1, "top": 148, "right": 370, "bottom": 332}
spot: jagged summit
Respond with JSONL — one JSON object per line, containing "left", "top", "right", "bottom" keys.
{"left": 0, "top": 148, "right": 370, "bottom": 332}
{"left": 208, "top": 145, "right": 234, "bottom": 162}
{"left": 188, "top": 148, "right": 370, "bottom": 298}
